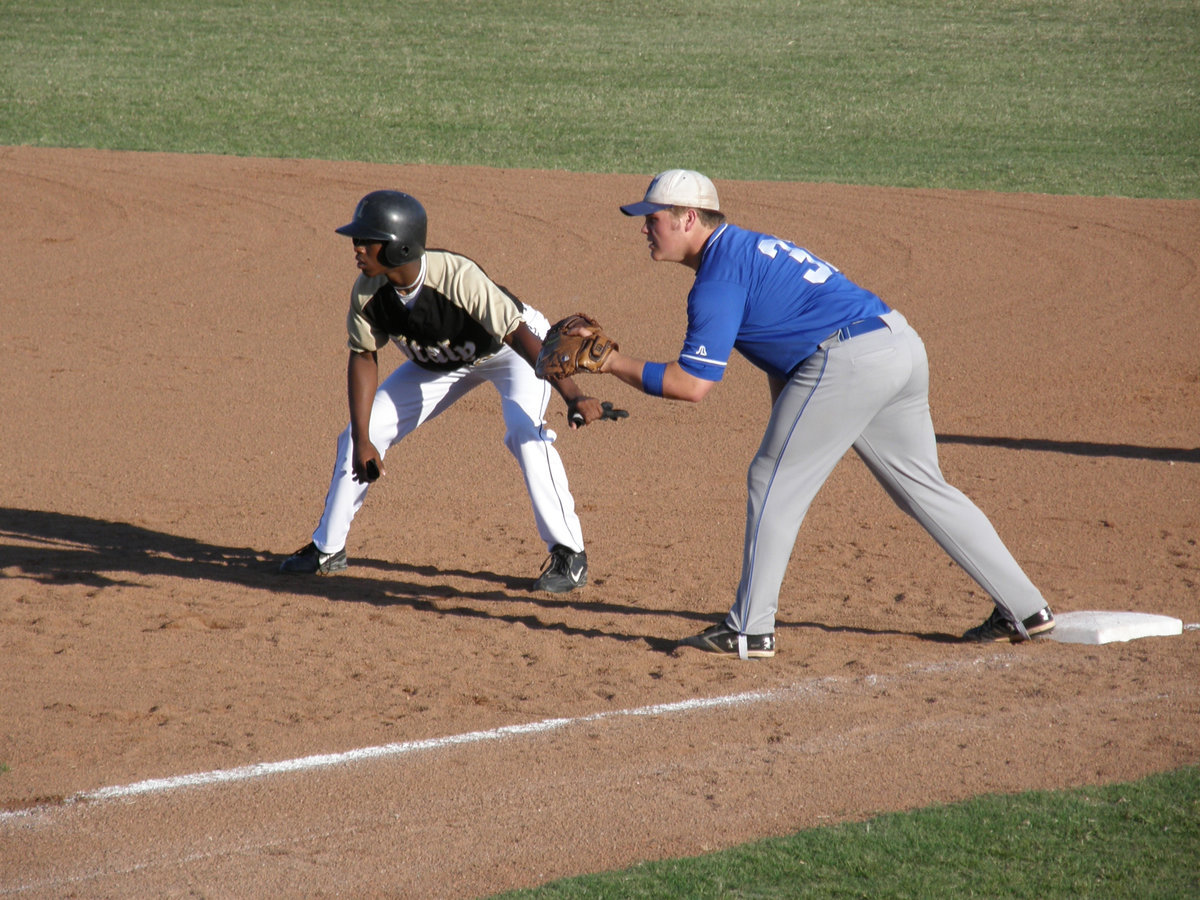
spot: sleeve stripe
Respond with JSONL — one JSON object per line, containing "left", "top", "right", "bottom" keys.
{"left": 680, "top": 353, "right": 727, "bottom": 369}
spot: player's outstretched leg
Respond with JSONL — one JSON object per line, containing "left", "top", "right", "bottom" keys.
{"left": 853, "top": 328, "right": 1054, "bottom": 642}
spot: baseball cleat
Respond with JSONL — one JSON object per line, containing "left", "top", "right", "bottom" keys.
{"left": 279, "top": 542, "right": 348, "bottom": 575}
{"left": 532, "top": 544, "right": 587, "bottom": 593}
{"left": 678, "top": 622, "right": 776, "bottom": 659}
{"left": 962, "top": 606, "right": 1055, "bottom": 643}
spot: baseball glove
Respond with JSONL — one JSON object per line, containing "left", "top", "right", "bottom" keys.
{"left": 535, "top": 313, "right": 618, "bottom": 380}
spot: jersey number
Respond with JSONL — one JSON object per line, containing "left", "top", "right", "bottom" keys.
{"left": 756, "top": 238, "right": 837, "bottom": 284}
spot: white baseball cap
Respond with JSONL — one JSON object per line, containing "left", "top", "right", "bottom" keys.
{"left": 620, "top": 169, "right": 720, "bottom": 216}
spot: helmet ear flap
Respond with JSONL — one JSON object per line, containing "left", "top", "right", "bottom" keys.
{"left": 381, "top": 242, "right": 411, "bottom": 268}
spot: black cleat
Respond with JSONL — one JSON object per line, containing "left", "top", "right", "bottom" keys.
{"left": 532, "top": 544, "right": 587, "bottom": 593}
{"left": 962, "top": 606, "right": 1055, "bottom": 643}
{"left": 279, "top": 541, "right": 348, "bottom": 575}
{"left": 678, "top": 622, "right": 776, "bottom": 659}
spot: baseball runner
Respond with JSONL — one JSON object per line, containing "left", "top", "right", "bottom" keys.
{"left": 280, "top": 189, "right": 607, "bottom": 593}
{"left": 541, "top": 170, "right": 1055, "bottom": 657}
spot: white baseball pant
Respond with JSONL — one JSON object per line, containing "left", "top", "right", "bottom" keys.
{"left": 311, "top": 311, "right": 584, "bottom": 557}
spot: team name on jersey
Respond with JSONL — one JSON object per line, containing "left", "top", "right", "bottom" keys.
{"left": 395, "top": 337, "right": 479, "bottom": 366}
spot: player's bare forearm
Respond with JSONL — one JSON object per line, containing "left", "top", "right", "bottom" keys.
{"left": 506, "top": 321, "right": 543, "bottom": 369}
{"left": 603, "top": 351, "right": 714, "bottom": 403}
{"left": 347, "top": 350, "right": 384, "bottom": 480}
{"left": 347, "top": 350, "right": 378, "bottom": 440}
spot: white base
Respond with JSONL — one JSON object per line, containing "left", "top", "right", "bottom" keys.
{"left": 1046, "top": 611, "right": 1184, "bottom": 645}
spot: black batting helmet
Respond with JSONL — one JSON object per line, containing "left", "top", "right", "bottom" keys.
{"left": 335, "top": 190, "right": 427, "bottom": 267}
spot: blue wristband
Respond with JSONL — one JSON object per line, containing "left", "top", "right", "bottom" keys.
{"left": 642, "top": 362, "right": 666, "bottom": 397}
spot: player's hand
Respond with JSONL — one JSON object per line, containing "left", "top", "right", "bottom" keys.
{"left": 352, "top": 449, "right": 384, "bottom": 484}
{"left": 567, "top": 398, "right": 629, "bottom": 428}
{"left": 566, "top": 396, "right": 604, "bottom": 428}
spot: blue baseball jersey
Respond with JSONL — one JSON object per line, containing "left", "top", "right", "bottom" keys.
{"left": 680, "top": 223, "right": 891, "bottom": 381}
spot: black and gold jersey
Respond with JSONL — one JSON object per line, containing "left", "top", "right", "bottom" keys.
{"left": 347, "top": 250, "right": 526, "bottom": 370}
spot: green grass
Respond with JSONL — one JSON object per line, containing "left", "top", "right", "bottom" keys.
{"left": 1, "top": 1, "right": 1197, "bottom": 198}
{"left": 493, "top": 767, "right": 1200, "bottom": 898}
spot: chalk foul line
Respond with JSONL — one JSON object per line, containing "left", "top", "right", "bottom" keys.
{"left": 2, "top": 654, "right": 1031, "bottom": 825}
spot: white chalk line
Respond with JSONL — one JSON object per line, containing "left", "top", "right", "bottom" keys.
{"left": 0, "top": 655, "right": 1009, "bottom": 829}
{"left": 9, "top": 623, "right": 1197, "bottom": 832}
{"left": 5, "top": 627, "right": 1193, "bottom": 896}
{"left": 11, "top": 646, "right": 1192, "bottom": 897}
{"left": 2, "top": 688, "right": 814, "bottom": 822}
{"left": 1, "top": 657, "right": 1016, "bottom": 896}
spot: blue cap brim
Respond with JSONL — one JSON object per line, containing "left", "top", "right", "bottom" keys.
{"left": 619, "top": 201, "right": 670, "bottom": 216}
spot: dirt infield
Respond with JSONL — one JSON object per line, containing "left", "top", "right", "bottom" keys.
{"left": 1, "top": 146, "right": 1197, "bottom": 897}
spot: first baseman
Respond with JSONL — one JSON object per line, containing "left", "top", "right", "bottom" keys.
{"left": 577, "top": 169, "right": 1055, "bottom": 657}
{"left": 280, "top": 190, "right": 602, "bottom": 592}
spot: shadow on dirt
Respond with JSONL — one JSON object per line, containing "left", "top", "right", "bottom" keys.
{"left": 0, "top": 507, "right": 972, "bottom": 652}
{"left": 0, "top": 507, "right": 713, "bottom": 649}
{"left": 936, "top": 434, "right": 1200, "bottom": 463}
